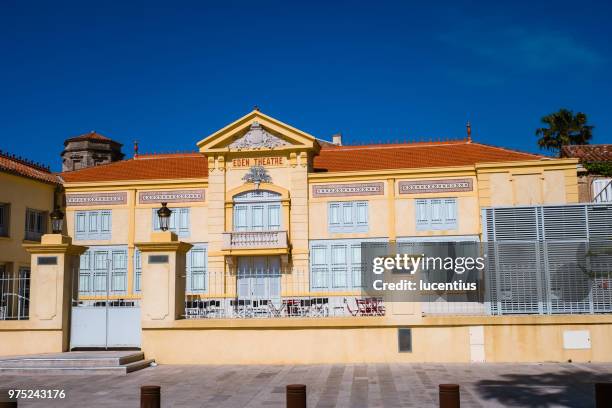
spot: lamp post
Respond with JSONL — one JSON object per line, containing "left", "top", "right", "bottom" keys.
{"left": 157, "top": 203, "right": 172, "bottom": 231}
{"left": 49, "top": 206, "right": 65, "bottom": 234}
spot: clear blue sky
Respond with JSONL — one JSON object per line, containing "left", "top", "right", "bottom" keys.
{"left": 1, "top": 0, "right": 610, "bottom": 171}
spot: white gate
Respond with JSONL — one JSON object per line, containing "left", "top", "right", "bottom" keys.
{"left": 70, "top": 247, "right": 141, "bottom": 349}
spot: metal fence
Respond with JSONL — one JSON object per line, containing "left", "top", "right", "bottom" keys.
{"left": 0, "top": 269, "right": 30, "bottom": 320}
{"left": 482, "top": 204, "right": 612, "bottom": 316}
{"left": 183, "top": 268, "right": 386, "bottom": 319}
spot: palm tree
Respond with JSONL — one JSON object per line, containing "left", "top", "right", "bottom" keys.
{"left": 536, "top": 109, "right": 593, "bottom": 155}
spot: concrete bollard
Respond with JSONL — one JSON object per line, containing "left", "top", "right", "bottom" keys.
{"left": 439, "top": 384, "right": 460, "bottom": 408}
{"left": 286, "top": 384, "right": 306, "bottom": 408}
{"left": 141, "top": 385, "right": 161, "bottom": 408}
{"left": 595, "top": 383, "right": 612, "bottom": 408}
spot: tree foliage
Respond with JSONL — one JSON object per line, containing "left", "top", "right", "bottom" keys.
{"left": 536, "top": 109, "right": 593, "bottom": 154}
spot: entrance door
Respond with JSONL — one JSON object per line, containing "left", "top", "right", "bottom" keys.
{"left": 237, "top": 256, "right": 281, "bottom": 303}
{"left": 70, "top": 247, "right": 141, "bottom": 349}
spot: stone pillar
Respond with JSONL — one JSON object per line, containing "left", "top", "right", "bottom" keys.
{"left": 136, "top": 232, "right": 192, "bottom": 323}
{"left": 23, "top": 234, "right": 87, "bottom": 351}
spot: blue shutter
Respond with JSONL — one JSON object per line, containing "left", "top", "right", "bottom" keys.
{"left": 234, "top": 205, "right": 248, "bottom": 231}
{"left": 311, "top": 245, "right": 328, "bottom": 289}
{"left": 134, "top": 249, "right": 142, "bottom": 293}
{"left": 267, "top": 204, "right": 281, "bottom": 230}
{"left": 331, "top": 244, "right": 348, "bottom": 288}
{"left": 251, "top": 205, "right": 264, "bottom": 231}
{"left": 187, "top": 244, "right": 207, "bottom": 293}
{"left": 341, "top": 202, "right": 353, "bottom": 228}
{"left": 350, "top": 243, "right": 362, "bottom": 288}
{"left": 152, "top": 209, "right": 161, "bottom": 231}
{"left": 415, "top": 199, "right": 429, "bottom": 230}
{"left": 177, "top": 208, "right": 190, "bottom": 237}
{"left": 88, "top": 211, "right": 100, "bottom": 239}
{"left": 443, "top": 198, "right": 457, "bottom": 229}
{"left": 79, "top": 251, "right": 91, "bottom": 294}
{"left": 100, "top": 210, "right": 112, "bottom": 239}
{"left": 75, "top": 212, "right": 86, "bottom": 240}
{"left": 111, "top": 249, "right": 127, "bottom": 294}
{"left": 92, "top": 250, "right": 108, "bottom": 293}
{"left": 328, "top": 203, "right": 341, "bottom": 232}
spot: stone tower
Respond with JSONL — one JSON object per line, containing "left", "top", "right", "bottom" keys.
{"left": 61, "top": 131, "right": 124, "bottom": 172}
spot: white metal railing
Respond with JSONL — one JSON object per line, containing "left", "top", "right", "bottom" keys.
{"left": 222, "top": 230, "right": 288, "bottom": 249}
{"left": 594, "top": 180, "right": 612, "bottom": 203}
{"left": 183, "top": 268, "right": 389, "bottom": 319}
{"left": 0, "top": 273, "right": 30, "bottom": 320}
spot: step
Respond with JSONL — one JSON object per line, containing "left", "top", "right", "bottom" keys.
{"left": 0, "top": 351, "right": 145, "bottom": 368}
{"left": 0, "top": 359, "right": 155, "bottom": 376}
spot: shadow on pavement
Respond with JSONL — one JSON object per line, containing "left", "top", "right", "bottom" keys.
{"left": 474, "top": 367, "right": 612, "bottom": 408}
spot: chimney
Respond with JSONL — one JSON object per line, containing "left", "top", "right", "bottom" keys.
{"left": 466, "top": 121, "right": 472, "bottom": 143}
{"left": 332, "top": 133, "right": 343, "bottom": 146}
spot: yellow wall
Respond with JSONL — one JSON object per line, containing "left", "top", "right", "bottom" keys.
{"left": 0, "top": 172, "right": 55, "bottom": 272}
{"left": 0, "top": 330, "right": 64, "bottom": 356}
{"left": 140, "top": 315, "right": 612, "bottom": 364}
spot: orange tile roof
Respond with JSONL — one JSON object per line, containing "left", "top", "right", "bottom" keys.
{"left": 58, "top": 141, "right": 546, "bottom": 183}
{"left": 59, "top": 153, "right": 208, "bottom": 183}
{"left": 560, "top": 144, "right": 612, "bottom": 163}
{"left": 312, "top": 140, "right": 545, "bottom": 172}
{"left": 0, "top": 151, "right": 59, "bottom": 184}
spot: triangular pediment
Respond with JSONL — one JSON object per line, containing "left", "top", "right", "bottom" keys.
{"left": 197, "top": 110, "right": 319, "bottom": 154}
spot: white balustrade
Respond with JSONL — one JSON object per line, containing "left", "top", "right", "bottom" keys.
{"left": 222, "top": 230, "right": 288, "bottom": 249}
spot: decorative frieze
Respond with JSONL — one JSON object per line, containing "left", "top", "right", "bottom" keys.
{"left": 138, "top": 189, "right": 205, "bottom": 204}
{"left": 312, "top": 182, "right": 384, "bottom": 198}
{"left": 66, "top": 192, "right": 127, "bottom": 206}
{"left": 398, "top": 178, "right": 473, "bottom": 194}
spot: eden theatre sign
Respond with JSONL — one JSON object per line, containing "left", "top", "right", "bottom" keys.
{"left": 312, "top": 182, "right": 385, "bottom": 198}
{"left": 139, "top": 189, "right": 205, "bottom": 204}
{"left": 398, "top": 178, "right": 473, "bottom": 194}
{"left": 231, "top": 157, "right": 285, "bottom": 168}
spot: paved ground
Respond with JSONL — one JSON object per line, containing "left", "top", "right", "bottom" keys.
{"left": 0, "top": 362, "right": 611, "bottom": 407}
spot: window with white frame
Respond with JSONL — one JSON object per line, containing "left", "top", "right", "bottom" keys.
{"left": 78, "top": 246, "right": 128, "bottom": 295}
{"left": 0, "top": 203, "right": 9, "bottom": 237}
{"left": 328, "top": 201, "right": 368, "bottom": 233}
{"left": 310, "top": 239, "right": 366, "bottom": 291}
{"left": 233, "top": 190, "right": 281, "bottom": 231}
{"left": 75, "top": 210, "right": 112, "bottom": 240}
{"left": 134, "top": 244, "right": 207, "bottom": 294}
{"left": 24, "top": 208, "right": 47, "bottom": 241}
{"left": 593, "top": 178, "right": 612, "bottom": 200}
{"left": 415, "top": 198, "right": 457, "bottom": 230}
{"left": 152, "top": 207, "right": 190, "bottom": 237}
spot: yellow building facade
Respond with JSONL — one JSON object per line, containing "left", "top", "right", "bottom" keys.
{"left": 2, "top": 110, "right": 612, "bottom": 364}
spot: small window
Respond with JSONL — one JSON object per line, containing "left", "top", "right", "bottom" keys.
{"left": 415, "top": 198, "right": 457, "bottom": 231}
{"left": 75, "top": 210, "right": 112, "bottom": 240}
{"left": 398, "top": 328, "right": 412, "bottom": 352}
{"left": 592, "top": 178, "right": 612, "bottom": 201}
{"left": 24, "top": 208, "right": 47, "bottom": 241}
{"left": 328, "top": 201, "right": 369, "bottom": 233}
{"left": 0, "top": 203, "right": 9, "bottom": 237}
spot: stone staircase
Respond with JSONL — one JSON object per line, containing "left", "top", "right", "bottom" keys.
{"left": 0, "top": 351, "right": 154, "bottom": 376}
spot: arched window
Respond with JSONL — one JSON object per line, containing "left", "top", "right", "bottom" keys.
{"left": 232, "top": 190, "right": 282, "bottom": 231}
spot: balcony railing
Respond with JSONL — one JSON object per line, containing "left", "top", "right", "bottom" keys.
{"left": 222, "top": 230, "right": 288, "bottom": 250}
